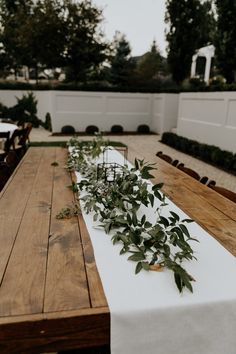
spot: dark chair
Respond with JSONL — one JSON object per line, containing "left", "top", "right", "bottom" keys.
{"left": 0, "top": 131, "right": 10, "bottom": 161}
{"left": 208, "top": 184, "right": 236, "bottom": 203}
{"left": 172, "top": 159, "right": 179, "bottom": 167}
{"left": 156, "top": 151, "right": 172, "bottom": 164}
{"left": 5, "top": 150, "right": 20, "bottom": 172}
{"left": 19, "top": 122, "right": 32, "bottom": 145}
{"left": 199, "top": 176, "right": 209, "bottom": 184}
{"left": 6, "top": 123, "right": 32, "bottom": 158}
{"left": 0, "top": 162, "right": 12, "bottom": 192}
{"left": 177, "top": 163, "right": 200, "bottom": 180}
{"left": 0, "top": 131, "right": 10, "bottom": 150}
{"left": 207, "top": 180, "right": 216, "bottom": 187}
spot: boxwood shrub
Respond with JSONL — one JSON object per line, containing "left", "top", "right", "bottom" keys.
{"left": 111, "top": 125, "right": 124, "bottom": 134}
{"left": 137, "top": 124, "right": 150, "bottom": 134}
{"left": 161, "top": 132, "right": 236, "bottom": 175}
{"left": 61, "top": 125, "right": 75, "bottom": 134}
{"left": 85, "top": 125, "right": 99, "bottom": 134}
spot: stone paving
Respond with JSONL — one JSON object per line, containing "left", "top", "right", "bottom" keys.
{"left": 30, "top": 127, "right": 236, "bottom": 193}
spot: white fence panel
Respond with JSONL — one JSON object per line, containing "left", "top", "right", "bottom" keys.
{"left": 51, "top": 91, "right": 154, "bottom": 132}
{"left": 152, "top": 94, "right": 179, "bottom": 134}
{"left": 177, "top": 92, "right": 236, "bottom": 153}
{"left": 0, "top": 90, "right": 179, "bottom": 134}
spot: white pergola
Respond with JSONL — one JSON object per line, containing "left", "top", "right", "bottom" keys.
{"left": 191, "top": 45, "right": 215, "bottom": 84}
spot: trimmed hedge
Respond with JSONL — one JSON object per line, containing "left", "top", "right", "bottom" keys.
{"left": 61, "top": 125, "right": 75, "bottom": 134}
{"left": 86, "top": 125, "right": 99, "bottom": 134}
{"left": 137, "top": 124, "right": 150, "bottom": 134}
{"left": 161, "top": 132, "right": 236, "bottom": 175}
{"left": 29, "top": 140, "right": 127, "bottom": 148}
{"left": 111, "top": 125, "right": 124, "bottom": 134}
{"left": 2, "top": 80, "right": 236, "bottom": 93}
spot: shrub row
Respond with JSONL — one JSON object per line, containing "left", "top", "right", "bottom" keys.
{"left": 60, "top": 124, "right": 150, "bottom": 135}
{"left": 2, "top": 80, "right": 236, "bottom": 93}
{"left": 161, "top": 132, "right": 236, "bottom": 175}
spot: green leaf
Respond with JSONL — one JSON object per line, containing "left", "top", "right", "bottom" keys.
{"left": 179, "top": 224, "right": 191, "bottom": 238}
{"left": 149, "top": 193, "right": 155, "bottom": 207}
{"left": 174, "top": 272, "right": 183, "bottom": 293}
{"left": 115, "top": 216, "right": 128, "bottom": 225}
{"left": 134, "top": 158, "right": 139, "bottom": 170}
{"left": 169, "top": 211, "right": 180, "bottom": 221}
{"left": 182, "top": 218, "right": 194, "bottom": 223}
{"left": 127, "top": 213, "right": 132, "bottom": 225}
{"left": 104, "top": 222, "right": 112, "bottom": 234}
{"left": 141, "top": 214, "right": 146, "bottom": 225}
{"left": 128, "top": 252, "right": 145, "bottom": 262}
{"left": 132, "top": 212, "right": 138, "bottom": 226}
{"left": 159, "top": 216, "right": 169, "bottom": 228}
{"left": 152, "top": 182, "right": 164, "bottom": 190}
{"left": 144, "top": 221, "right": 152, "bottom": 228}
{"left": 135, "top": 262, "right": 143, "bottom": 274}
{"left": 153, "top": 189, "right": 162, "bottom": 200}
{"left": 141, "top": 261, "right": 150, "bottom": 271}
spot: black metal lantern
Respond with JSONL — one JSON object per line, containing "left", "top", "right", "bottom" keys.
{"left": 96, "top": 146, "right": 126, "bottom": 183}
{"left": 97, "top": 162, "right": 123, "bottom": 183}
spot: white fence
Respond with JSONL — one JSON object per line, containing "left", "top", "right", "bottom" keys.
{"left": 52, "top": 91, "right": 153, "bottom": 132}
{"left": 0, "top": 90, "right": 179, "bottom": 135}
{"left": 177, "top": 92, "right": 236, "bottom": 153}
{"left": 0, "top": 89, "right": 235, "bottom": 152}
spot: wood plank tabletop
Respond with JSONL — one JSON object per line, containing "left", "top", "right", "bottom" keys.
{"left": 0, "top": 146, "right": 235, "bottom": 353}
{"left": 0, "top": 147, "right": 109, "bottom": 353}
{"left": 125, "top": 146, "right": 236, "bottom": 257}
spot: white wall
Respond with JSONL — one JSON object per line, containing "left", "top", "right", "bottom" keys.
{"left": 177, "top": 92, "right": 236, "bottom": 153}
{"left": 152, "top": 94, "right": 179, "bottom": 134}
{"left": 2, "top": 89, "right": 235, "bottom": 152}
{"left": 0, "top": 90, "right": 179, "bottom": 134}
{"left": 51, "top": 91, "right": 154, "bottom": 132}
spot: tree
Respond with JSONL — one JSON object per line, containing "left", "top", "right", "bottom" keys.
{"left": 165, "top": 0, "right": 215, "bottom": 84}
{"left": 0, "top": 0, "right": 33, "bottom": 77}
{"left": 0, "top": 0, "right": 109, "bottom": 82}
{"left": 0, "top": 0, "right": 66, "bottom": 80}
{"left": 214, "top": 0, "right": 236, "bottom": 83}
{"left": 136, "top": 40, "right": 166, "bottom": 81}
{"left": 64, "top": 0, "right": 109, "bottom": 83}
{"left": 109, "top": 32, "right": 136, "bottom": 86}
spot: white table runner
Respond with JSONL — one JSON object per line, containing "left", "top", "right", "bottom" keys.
{"left": 74, "top": 148, "right": 236, "bottom": 354}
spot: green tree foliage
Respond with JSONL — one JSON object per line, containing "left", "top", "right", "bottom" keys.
{"left": 0, "top": 0, "right": 109, "bottom": 82}
{"left": 214, "top": 0, "right": 236, "bottom": 83}
{"left": 0, "top": 0, "right": 33, "bottom": 76}
{"left": 136, "top": 40, "right": 167, "bottom": 81}
{"left": 64, "top": 0, "right": 108, "bottom": 83}
{"left": 109, "top": 32, "right": 136, "bottom": 86}
{"left": 21, "top": 0, "right": 66, "bottom": 71}
{"left": 165, "top": 0, "right": 215, "bottom": 84}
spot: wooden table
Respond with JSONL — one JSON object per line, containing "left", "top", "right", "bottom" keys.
{"left": 0, "top": 123, "right": 18, "bottom": 134}
{"left": 0, "top": 147, "right": 235, "bottom": 353}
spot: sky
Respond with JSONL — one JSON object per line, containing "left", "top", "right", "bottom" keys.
{"left": 92, "top": 0, "right": 168, "bottom": 57}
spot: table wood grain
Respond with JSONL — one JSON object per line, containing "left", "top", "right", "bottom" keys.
{"left": 0, "top": 147, "right": 235, "bottom": 353}
{"left": 0, "top": 147, "right": 109, "bottom": 353}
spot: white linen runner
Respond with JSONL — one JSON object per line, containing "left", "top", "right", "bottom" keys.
{"left": 74, "top": 148, "right": 236, "bottom": 354}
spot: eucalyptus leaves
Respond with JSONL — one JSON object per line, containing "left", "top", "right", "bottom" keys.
{"left": 68, "top": 135, "right": 198, "bottom": 293}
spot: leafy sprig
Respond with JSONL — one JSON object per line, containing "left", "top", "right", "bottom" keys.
{"left": 67, "top": 135, "right": 198, "bottom": 293}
